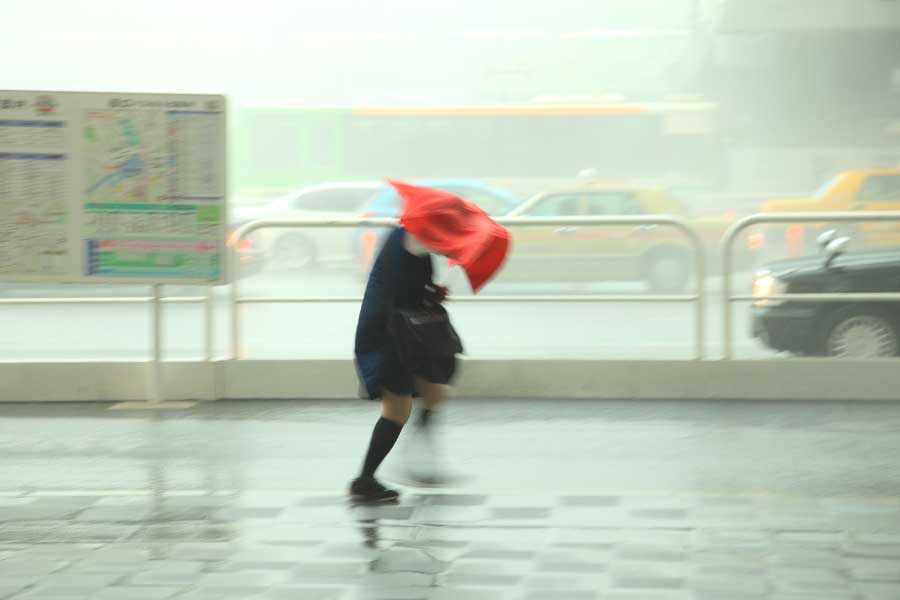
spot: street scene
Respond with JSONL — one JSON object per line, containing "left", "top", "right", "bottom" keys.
{"left": 2, "top": 0, "right": 900, "bottom": 598}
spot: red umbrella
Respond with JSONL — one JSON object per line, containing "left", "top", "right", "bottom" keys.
{"left": 389, "top": 180, "right": 510, "bottom": 293}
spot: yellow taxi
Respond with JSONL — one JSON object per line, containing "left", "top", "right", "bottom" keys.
{"left": 500, "top": 183, "right": 730, "bottom": 292}
{"left": 760, "top": 169, "right": 900, "bottom": 256}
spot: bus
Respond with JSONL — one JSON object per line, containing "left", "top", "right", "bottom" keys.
{"left": 231, "top": 101, "right": 724, "bottom": 200}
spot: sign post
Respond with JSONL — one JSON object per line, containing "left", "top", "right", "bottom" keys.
{"left": 0, "top": 90, "right": 227, "bottom": 406}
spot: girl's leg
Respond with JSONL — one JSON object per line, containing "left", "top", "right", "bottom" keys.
{"left": 360, "top": 390, "right": 411, "bottom": 479}
{"left": 414, "top": 377, "right": 447, "bottom": 429}
{"left": 404, "top": 378, "right": 460, "bottom": 485}
{"left": 381, "top": 389, "right": 414, "bottom": 424}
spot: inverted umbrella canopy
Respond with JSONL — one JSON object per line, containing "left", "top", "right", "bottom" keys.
{"left": 389, "top": 180, "right": 510, "bottom": 293}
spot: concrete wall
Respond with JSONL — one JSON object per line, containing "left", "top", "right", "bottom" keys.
{"left": 1, "top": 359, "right": 898, "bottom": 402}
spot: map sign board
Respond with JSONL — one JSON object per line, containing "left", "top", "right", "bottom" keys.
{"left": 0, "top": 91, "right": 226, "bottom": 284}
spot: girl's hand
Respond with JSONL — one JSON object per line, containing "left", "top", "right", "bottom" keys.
{"left": 425, "top": 284, "right": 449, "bottom": 304}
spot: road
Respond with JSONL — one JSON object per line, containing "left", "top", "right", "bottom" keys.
{"left": 0, "top": 268, "right": 771, "bottom": 361}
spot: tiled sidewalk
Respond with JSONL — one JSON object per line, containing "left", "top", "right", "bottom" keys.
{"left": 1, "top": 490, "right": 899, "bottom": 600}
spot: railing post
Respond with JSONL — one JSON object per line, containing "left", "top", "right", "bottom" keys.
{"left": 721, "top": 225, "right": 735, "bottom": 360}
{"left": 205, "top": 285, "right": 214, "bottom": 362}
{"left": 683, "top": 222, "right": 705, "bottom": 360}
{"left": 230, "top": 248, "right": 240, "bottom": 360}
{"left": 720, "top": 216, "right": 755, "bottom": 361}
{"left": 150, "top": 284, "right": 164, "bottom": 404}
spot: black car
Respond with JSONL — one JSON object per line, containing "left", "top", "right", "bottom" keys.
{"left": 751, "top": 245, "right": 900, "bottom": 357}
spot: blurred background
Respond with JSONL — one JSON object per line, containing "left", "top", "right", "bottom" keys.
{"left": 2, "top": 0, "right": 900, "bottom": 362}
{"left": 6, "top": 0, "right": 899, "bottom": 194}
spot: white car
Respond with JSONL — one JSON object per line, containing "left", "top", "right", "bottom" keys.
{"left": 229, "top": 182, "right": 384, "bottom": 271}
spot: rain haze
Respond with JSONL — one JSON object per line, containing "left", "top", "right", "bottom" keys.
{"left": 2, "top": 3, "right": 900, "bottom": 598}
{"left": 3, "top": 0, "right": 898, "bottom": 360}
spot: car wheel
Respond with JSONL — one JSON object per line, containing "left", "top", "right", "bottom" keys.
{"left": 269, "top": 234, "right": 317, "bottom": 271}
{"left": 644, "top": 251, "right": 691, "bottom": 293}
{"left": 819, "top": 307, "right": 899, "bottom": 358}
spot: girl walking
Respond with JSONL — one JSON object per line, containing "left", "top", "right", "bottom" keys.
{"left": 350, "top": 181, "right": 509, "bottom": 502}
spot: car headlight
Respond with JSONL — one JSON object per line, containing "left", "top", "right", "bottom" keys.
{"left": 752, "top": 272, "right": 786, "bottom": 306}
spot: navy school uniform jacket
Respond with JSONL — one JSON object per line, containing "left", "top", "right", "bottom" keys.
{"left": 354, "top": 227, "right": 433, "bottom": 398}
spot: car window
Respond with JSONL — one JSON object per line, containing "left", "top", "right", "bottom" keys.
{"left": 812, "top": 174, "right": 842, "bottom": 198}
{"left": 369, "top": 191, "right": 400, "bottom": 214}
{"left": 584, "top": 192, "right": 642, "bottom": 215}
{"left": 525, "top": 195, "right": 583, "bottom": 217}
{"left": 292, "top": 189, "right": 376, "bottom": 212}
{"left": 438, "top": 186, "right": 510, "bottom": 216}
{"left": 858, "top": 175, "right": 900, "bottom": 202}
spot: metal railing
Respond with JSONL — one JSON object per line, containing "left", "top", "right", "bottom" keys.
{"left": 0, "top": 286, "right": 216, "bottom": 401}
{"left": 3, "top": 210, "right": 898, "bottom": 373}
{"left": 720, "top": 211, "right": 900, "bottom": 359}
{"left": 229, "top": 215, "right": 707, "bottom": 360}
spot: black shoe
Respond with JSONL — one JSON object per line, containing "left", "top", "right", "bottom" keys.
{"left": 349, "top": 476, "right": 400, "bottom": 503}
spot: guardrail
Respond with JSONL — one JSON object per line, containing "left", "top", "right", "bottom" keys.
{"left": 7, "top": 211, "right": 900, "bottom": 401}
{"left": 720, "top": 211, "right": 900, "bottom": 359}
{"left": 0, "top": 288, "right": 214, "bottom": 387}
{"left": 229, "top": 215, "right": 707, "bottom": 360}
{"left": 4, "top": 211, "right": 899, "bottom": 396}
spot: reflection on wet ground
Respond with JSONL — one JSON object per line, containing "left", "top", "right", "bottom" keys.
{"left": 1, "top": 399, "right": 900, "bottom": 598}
{"left": 2, "top": 489, "right": 900, "bottom": 599}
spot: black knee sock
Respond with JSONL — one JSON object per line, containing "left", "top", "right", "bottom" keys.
{"left": 361, "top": 417, "right": 404, "bottom": 478}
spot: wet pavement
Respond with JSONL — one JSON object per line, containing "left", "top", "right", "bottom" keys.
{"left": 1, "top": 399, "right": 900, "bottom": 599}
